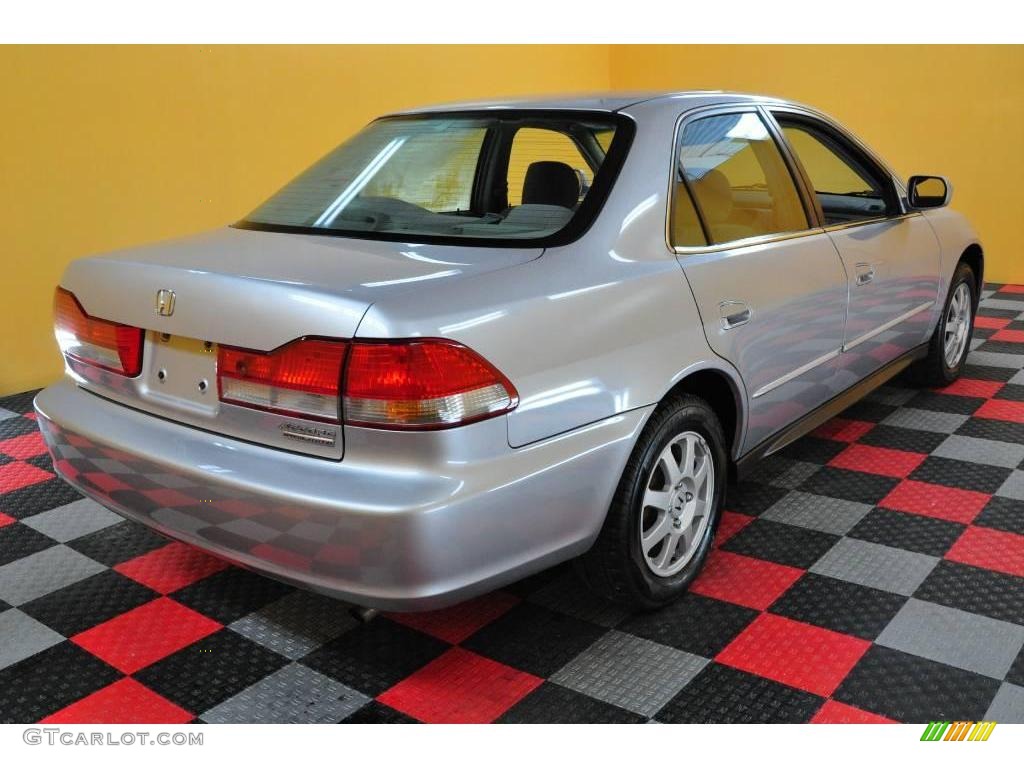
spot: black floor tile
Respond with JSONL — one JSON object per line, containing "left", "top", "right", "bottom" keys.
{"left": 66, "top": 519, "right": 168, "bottom": 567}
{"left": 0, "top": 642, "right": 121, "bottom": 723}
{"left": 858, "top": 425, "right": 946, "bottom": 454}
{"left": 720, "top": 518, "right": 838, "bottom": 569}
{"left": 170, "top": 568, "right": 294, "bottom": 625}
{"left": 906, "top": 391, "right": 984, "bottom": 416}
{"left": 975, "top": 496, "right": 1024, "bottom": 536}
{"left": 723, "top": 482, "right": 790, "bottom": 517}
{"left": 655, "top": 662, "right": 823, "bottom": 723}
{"left": 799, "top": 466, "right": 899, "bottom": 505}
{"left": 913, "top": 560, "right": 1024, "bottom": 627}
{"left": 135, "top": 628, "right": 289, "bottom": 714}
{"left": 461, "top": 603, "right": 606, "bottom": 678}
{"left": 833, "top": 645, "right": 1001, "bottom": 723}
{"left": 849, "top": 507, "right": 965, "bottom": 557}
{"left": 21, "top": 570, "right": 159, "bottom": 637}
{"left": 618, "top": 593, "right": 758, "bottom": 658}
{"left": 302, "top": 618, "right": 448, "bottom": 697}
{"left": 498, "top": 681, "right": 645, "bottom": 723}
{"left": 0, "top": 478, "right": 82, "bottom": 520}
{"left": 768, "top": 572, "right": 908, "bottom": 641}
{"left": 909, "top": 456, "right": 1010, "bottom": 493}
{"left": 0, "top": 523, "right": 56, "bottom": 567}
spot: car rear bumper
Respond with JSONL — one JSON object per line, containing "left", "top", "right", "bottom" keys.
{"left": 35, "top": 379, "right": 649, "bottom": 611}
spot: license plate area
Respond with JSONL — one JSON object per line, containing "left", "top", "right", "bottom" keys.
{"left": 142, "top": 332, "right": 219, "bottom": 417}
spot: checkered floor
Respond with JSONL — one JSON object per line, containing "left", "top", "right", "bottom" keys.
{"left": 2, "top": 284, "right": 1024, "bottom": 725}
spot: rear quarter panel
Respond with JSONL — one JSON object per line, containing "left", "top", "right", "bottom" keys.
{"left": 357, "top": 109, "right": 744, "bottom": 448}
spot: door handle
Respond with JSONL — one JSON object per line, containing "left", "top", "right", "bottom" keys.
{"left": 719, "top": 300, "right": 752, "bottom": 330}
{"left": 855, "top": 263, "right": 875, "bottom": 286}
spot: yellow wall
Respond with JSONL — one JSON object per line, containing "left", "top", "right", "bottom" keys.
{"left": 3, "top": 45, "right": 1022, "bottom": 396}
{"left": 611, "top": 44, "right": 1024, "bottom": 282}
{"left": 0, "top": 45, "right": 610, "bottom": 395}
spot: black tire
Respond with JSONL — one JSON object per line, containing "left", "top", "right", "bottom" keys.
{"left": 908, "top": 261, "right": 977, "bottom": 388}
{"left": 576, "top": 393, "right": 727, "bottom": 611}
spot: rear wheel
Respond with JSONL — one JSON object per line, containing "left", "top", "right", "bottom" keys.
{"left": 909, "top": 262, "right": 976, "bottom": 387}
{"left": 576, "top": 394, "right": 726, "bottom": 610}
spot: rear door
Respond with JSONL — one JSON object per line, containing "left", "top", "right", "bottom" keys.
{"left": 671, "top": 106, "right": 850, "bottom": 453}
{"left": 767, "top": 108, "right": 941, "bottom": 386}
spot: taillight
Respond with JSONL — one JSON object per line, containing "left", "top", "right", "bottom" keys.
{"left": 53, "top": 288, "right": 144, "bottom": 377}
{"left": 218, "top": 338, "right": 347, "bottom": 422}
{"left": 216, "top": 337, "right": 517, "bottom": 430}
{"left": 343, "top": 339, "right": 518, "bottom": 429}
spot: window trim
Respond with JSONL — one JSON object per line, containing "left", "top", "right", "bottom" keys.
{"left": 234, "top": 109, "right": 636, "bottom": 250}
{"left": 764, "top": 105, "right": 916, "bottom": 233}
{"left": 665, "top": 104, "right": 820, "bottom": 255}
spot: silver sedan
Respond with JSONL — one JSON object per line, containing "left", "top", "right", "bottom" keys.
{"left": 36, "top": 91, "right": 981, "bottom": 611}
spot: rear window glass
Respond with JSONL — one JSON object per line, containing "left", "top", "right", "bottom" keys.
{"left": 241, "top": 112, "right": 631, "bottom": 246}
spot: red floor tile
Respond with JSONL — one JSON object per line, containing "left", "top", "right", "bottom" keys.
{"left": 690, "top": 550, "right": 804, "bottom": 611}
{"left": 0, "top": 511, "right": 15, "bottom": 528}
{"left": 991, "top": 328, "right": 1024, "bottom": 344}
{"left": 828, "top": 444, "right": 926, "bottom": 478}
{"left": 41, "top": 678, "right": 193, "bottom": 724}
{"left": 72, "top": 597, "right": 222, "bottom": 675}
{"left": 974, "top": 315, "right": 1011, "bottom": 330}
{"left": 377, "top": 647, "right": 542, "bottom": 723}
{"left": 811, "top": 699, "right": 897, "bottom": 724}
{"left": 975, "top": 399, "right": 1024, "bottom": 423}
{"left": 714, "top": 511, "right": 755, "bottom": 548}
{"left": 933, "top": 378, "right": 1004, "bottom": 399}
{"left": 115, "top": 541, "right": 229, "bottom": 594}
{"left": 998, "top": 284, "right": 1024, "bottom": 294}
{"left": 388, "top": 591, "right": 520, "bottom": 644}
{"left": 811, "top": 418, "right": 875, "bottom": 443}
{"left": 0, "top": 460, "right": 53, "bottom": 493}
{"left": 879, "top": 479, "right": 990, "bottom": 524}
{"left": 716, "top": 614, "right": 871, "bottom": 697}
{"left": 946, "top": 526, "right": 1024, "bottom": 578}
{"left": 0, "top": 431, "right": 48, "bottom": 460}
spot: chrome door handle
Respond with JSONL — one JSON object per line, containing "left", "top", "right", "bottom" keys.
{"left": 719, "top": 300, "right": 752, "bottom": 330}
{"left": 855, "top": 263, "right": 875, "bottom": 286}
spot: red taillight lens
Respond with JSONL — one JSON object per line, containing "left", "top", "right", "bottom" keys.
{"left": 218, "top": 339, "right": 347, "bottom": 422}
{"left": 343, "top": 339, "right": 518, "bottom": 429}
{"left": 53, "top": 288, "right": 143, "bottom": 377}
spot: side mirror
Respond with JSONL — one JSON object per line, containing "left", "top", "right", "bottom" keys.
{"left": 908, "top": 175, "right": 952, "bottom": 209}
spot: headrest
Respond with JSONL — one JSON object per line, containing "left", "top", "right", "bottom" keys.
{"left": 522, "top": 161, "right": 581, "bottom": 209}
{"left": 689, "top": 168, "right": 733, "bottom": 222}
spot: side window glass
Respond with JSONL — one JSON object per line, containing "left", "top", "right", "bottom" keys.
{"left": 777, "top": 119, "right": 891, "bottom": 225}
{"left": 506, "top": 128, "right": 592, "bottom": 208}
{"left": 674, "top": 112, "right": 808, "bottom": 246}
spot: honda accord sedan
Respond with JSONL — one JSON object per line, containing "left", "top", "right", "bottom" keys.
{"left": 35, "top": 91, "right": 982, "bottom": 611}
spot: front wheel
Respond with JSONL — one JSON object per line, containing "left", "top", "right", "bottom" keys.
{"left": 909, "top": 262, "right": 976, "bottom": 387}
{"left": 576, "top": 394, "right": 726, "bottom": 611}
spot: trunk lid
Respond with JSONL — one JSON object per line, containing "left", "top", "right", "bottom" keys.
{"left": 60, "top": 227, "right": 540, "bottom": 458}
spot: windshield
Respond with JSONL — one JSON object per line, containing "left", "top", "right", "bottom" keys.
{"left": 239, "top": 111, "right": 631, "bottom": 246}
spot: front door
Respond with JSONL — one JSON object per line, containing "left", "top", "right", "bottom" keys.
{"left": 670, "top": 108, "right": 850, "bottom": 453}
{"left": 769, "top": 110, "right": 941, "bottom": 386}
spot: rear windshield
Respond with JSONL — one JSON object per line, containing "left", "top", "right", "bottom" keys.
{"left": 238, "top": 111, "right": 632, "bottom": 247}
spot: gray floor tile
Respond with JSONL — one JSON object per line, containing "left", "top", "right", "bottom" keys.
{"left": 881, "top": 408, "right": 968, "bottom": 434}
{"left": 0, "top": 609, "right": 64, "bottom": 670}
{"left": 1009, "top": 369, "right": 1024, "bottom": 387}
{"left": 865, "top": 386, "right": 917, "bottom": 407}
{"left": 0, "top": 407, "right": 18, "bottom": 421}
{"left": 551, "top": 630, "right": 708, "bottom": 717}
{"left": 933, "top": 435, "right": 1024, "bottom": 470}
{"left": 967, "top": 350, "right": 1024, "bottom": 369}
{"left": 200, "top": 663, "right": 369, "bottom": 723}
{"left": 810, "top": 538, "right": 938, "bottom": 596}
{"left": 229, "top": 590, "right": 357, "bottom": 660}
{"left": 745, "top": 459, "right": 820, "bottom": 490}
{"left": 761, "top": 491, "right": 872, "bottom": 536}
{"left": 980, "top": 299, "right": 1024, "bottom": 312}
{"left": 986, "top": 683, "right": 1024, "bottom": 723}
{"left": 877, "top": 598, "right": 1024, "bottom": 679}
{"left": 996, "top": 470, "right": 1024, "bottom": 501}
{"left": 22, "top": 498, "right": 123, "bottom": 543}
{"left": 0, "top": 545, "right": 106, "bottom": 606}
